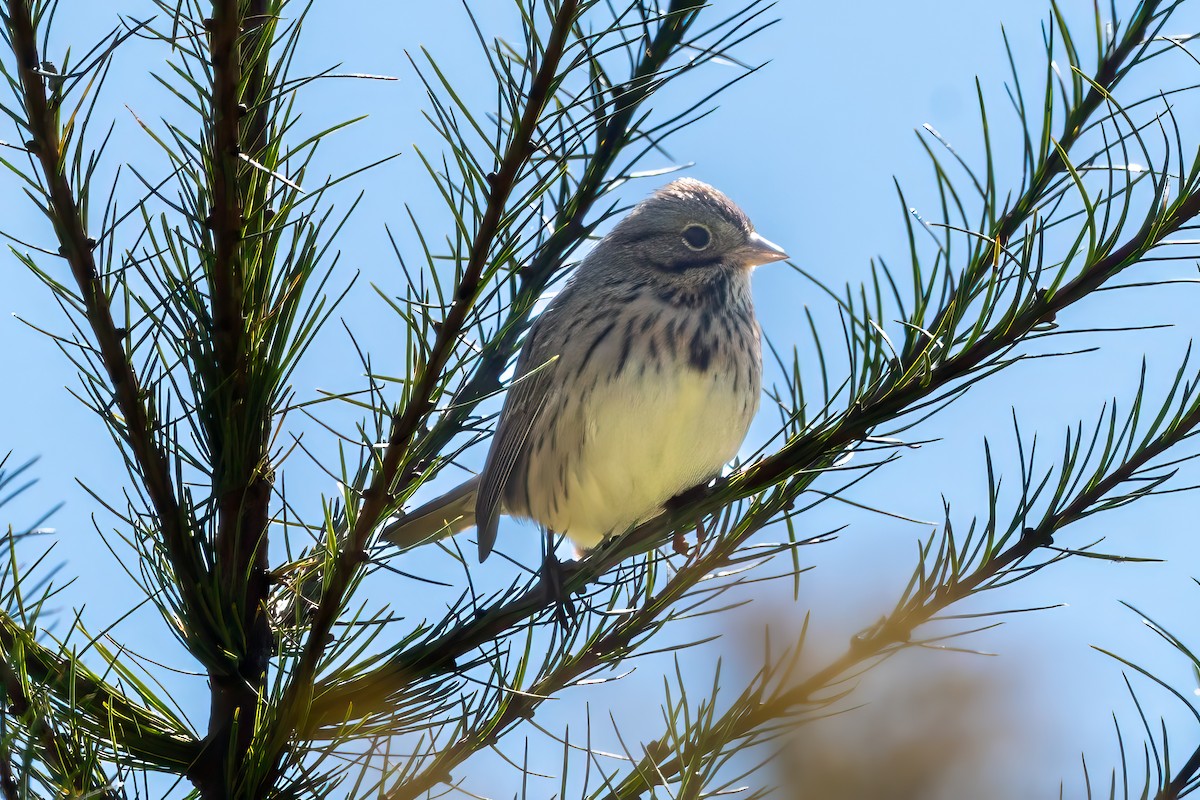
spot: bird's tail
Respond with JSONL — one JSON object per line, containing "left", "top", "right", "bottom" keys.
{"left": 381, "top": 476, "right": 479, "bottom": 549}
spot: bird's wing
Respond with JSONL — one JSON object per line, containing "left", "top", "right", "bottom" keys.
{"left": 475, "top": 314, "right": 560, "bottom": 561}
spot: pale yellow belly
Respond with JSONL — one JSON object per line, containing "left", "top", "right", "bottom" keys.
{"left": 526, "top": 367, "right": 757, "bottom": 549}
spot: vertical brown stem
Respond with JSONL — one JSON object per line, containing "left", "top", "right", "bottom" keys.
{"left": 194, "top": 0, "right": 275, "bottom": 795}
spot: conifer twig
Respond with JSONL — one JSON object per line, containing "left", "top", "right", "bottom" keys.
{"left": 1, "top": 0, "right": 213, "bottom": 656}
{"left": 267, "top": 0, "right": 585, "bottom": 788}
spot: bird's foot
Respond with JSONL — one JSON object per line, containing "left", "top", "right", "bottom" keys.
{"left": 538, "top": 548, "right": 581, "bottom": 626}
{"left": 667, "top": 482, "right": 713, "bottom": 557}
{"left": 671, "top": 517, "right": 707, "bottom": 557}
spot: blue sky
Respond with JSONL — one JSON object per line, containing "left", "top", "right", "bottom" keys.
{"left": 4, "top": 0, "right": 1200, "bottom": 796}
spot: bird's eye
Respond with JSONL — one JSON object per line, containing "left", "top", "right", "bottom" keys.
{"left": 681, "top": 223, "right": 711, "bottom": 250}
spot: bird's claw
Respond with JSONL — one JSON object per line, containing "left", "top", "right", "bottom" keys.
{"left": 539, "top": 548, "right": 581, "bottom": 626}
{"left": 672, "top": 518, "right": 706, "bottom": 557}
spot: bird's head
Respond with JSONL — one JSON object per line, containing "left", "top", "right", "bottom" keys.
{"left": 597, "top": 178, "right": 788, "bottom": 282}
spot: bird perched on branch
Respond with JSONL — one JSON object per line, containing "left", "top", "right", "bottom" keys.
{"left": 383, "top": 178, "right": 787, "bottom": 565}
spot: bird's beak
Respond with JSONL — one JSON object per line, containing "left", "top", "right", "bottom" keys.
{"left": 740, "top": 231, "right": 789, "bottom": 268}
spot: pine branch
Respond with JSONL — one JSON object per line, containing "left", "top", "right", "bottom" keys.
{"left": 272, "top": 0, "right": 767, "bottom": 638}
{"left": 1092, "top": 594, "right": 1200, "bottom": 798}
{"left": 301, "top": 0, "right": 1200, "bottom": 747}
{"left": 730, "top": 0, "right": 1184, "bottom": 503}
{"left": 307, "top": 175, "right": 1200, "bottom": 735}
{"left": 417, "top": 0, "right": 738, "bottom": 463}
{"left": 0, "top": 649, "right": 115, "bottom": 797}
{"left": 0, "top": 0, "right": 215, "bottom": 659}
{"left": 0, "top": 613, "right": 200, "bottom": 772}
{"left": 0, "top": 460, "right": 199, "bottom": 778}
{"left": 931, "top": 0, "right": 1169, "bottom": 301}
{"left": 600, "top": 372, "right": 1200, "bottom": 798}
{"left": 381, "top": 495, "right": 792, "bottom": 800}
{"left": 1158, "top": 741, "right": 1200, "bottom": 798}
{"left": 193, "top": 0, "right": 279, "bottom": 793}
{"left": 265, "top": 0, "right": 586, "bottom": 789}
{"left": 0, "top": 460, "right": 141, "bottom": 795}
{"left": 5, "top": 0, "right": 1200, "bottom": 794}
